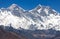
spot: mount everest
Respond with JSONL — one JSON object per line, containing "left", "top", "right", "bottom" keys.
{"left": 0, "top": 4, "right": 60, "bottom": 31}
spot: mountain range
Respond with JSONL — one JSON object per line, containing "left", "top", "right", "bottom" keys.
{"left": 0, "top": 4, "right": 60, "bottom": 39}
{"left": 0, "top": 4, "right": 60, "bottom": 31}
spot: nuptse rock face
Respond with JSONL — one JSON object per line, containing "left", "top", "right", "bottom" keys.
{"left": 0, "top": 4, "right": 60, "bottom": 31}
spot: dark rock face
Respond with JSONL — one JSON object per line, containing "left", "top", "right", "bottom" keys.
{"left": 17, "top": 30, "right": 60, "bottom": 39}
{"left": 0, "top": 25, "right": 60, "bottom": 39}
{"left": 0, "top": 27, "right": 28, "bottom": 39}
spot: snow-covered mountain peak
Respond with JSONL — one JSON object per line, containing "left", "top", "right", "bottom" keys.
{"left": 29, "top": 4, "right": 58, "bottom": 16}
{"left": 37, "top": 4, "right": 42, "bottom": 8}
{"left": 8, "top": 4, "right": 19, "bottom": 10}
{"left": 11, "top": 4, "right": 18, "bottom": 6}
{"left": 8, "top": 4, "right": 25, "bottom": 11}
{"left": 7, "top": 4, "right": 26, "bottom": 17}
{"left": 35, "top": 4, "right": 50, "bottom": 10}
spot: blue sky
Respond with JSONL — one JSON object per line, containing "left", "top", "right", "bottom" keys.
{"left": 0, "top": 0, "right": 60, "bottom": 12}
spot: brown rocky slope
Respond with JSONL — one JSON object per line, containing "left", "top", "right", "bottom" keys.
{"left": 0, "top": 28, "right": 28, "bottom": 39}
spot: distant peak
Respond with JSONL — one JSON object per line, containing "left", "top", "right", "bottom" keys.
{"left": 33, "top": 4, "right": 51, "bottom": 11}
{"left": 12, "top": 4, "right": 18, "bottom": 6}
{"left": 36, "top": 4, "right": 42, "bottom": 8}
{"left": 11, "top": 4, "right": 18, "bottom": 7}
{"left": 38, "top": 4, "right": 42, "bottom": 7}
{"left": 8, "top": 4, "right": 25, "bottom": 11}
{"left": 37, "top": 4, "right": 50, "bottom": 8}
{"left": 8, "top": 4, "right": 19, "bottom": 9}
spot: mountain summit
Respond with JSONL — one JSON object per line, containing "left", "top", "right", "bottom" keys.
{"left": 0, "top": 4, "right": 60, "bottom": 31}
{"left": 8, "top": 4, "right": 25, "bottom": 11}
